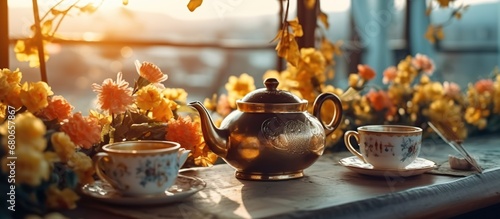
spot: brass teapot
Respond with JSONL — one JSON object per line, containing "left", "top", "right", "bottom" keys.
{"left": 189, "top": 78, "right": 343, "bottom": 180}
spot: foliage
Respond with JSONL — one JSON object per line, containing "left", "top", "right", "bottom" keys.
{"left": 205, "top": 53, "right": 500, "bottom": 148}
{"left": 425, "top": 0, "right": 469, "bottom": 43}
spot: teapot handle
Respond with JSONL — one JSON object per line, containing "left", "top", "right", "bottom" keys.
{"left": 312, "top": 93, "right": 343, "bottom": 136}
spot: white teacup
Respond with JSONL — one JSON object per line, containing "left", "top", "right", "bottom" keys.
{"left": 344, "top": 125, "right": 422, "bottom": 170}
{"left": 93, "top": 140, "right": 190, "bottom": 196}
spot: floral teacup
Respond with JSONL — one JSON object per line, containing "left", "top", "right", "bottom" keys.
{"left": 93, "top": 140, "right": 190, "bottom": 196}
{"left": 344, "top": 125, "right": 422, "bottom": 170}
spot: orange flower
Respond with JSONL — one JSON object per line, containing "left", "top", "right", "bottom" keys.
{"left": 357, "top": 64, "right": 376, "bottom": 80}
{"left": 366, "top": 89, "right": 392, "bottom": 111}
{"left": 135, "top": 60, "right": 168, "bottom": 84}
{"left": 92, "top": 72, "right": 134, "bottom": 114}
{"left": 165, "top": 116, "right": 202, "bottom": 152}
{"left": 60, "top": 112, "right": 101, "bottom": 149}
{"left": 38, "top": 95, "right": 74, "bottom": 122}
{"left": 411, "top": 53, "right": 435, "bottom": 75}
{"left": 382, "top": 66, "right": 397, "bottom": 84}
{"left": 474, "top": 79, "right": 494, "bottom": 94}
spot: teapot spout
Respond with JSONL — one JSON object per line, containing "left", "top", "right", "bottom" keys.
{"left": 188, "top": 101, "right": 228, "bottom": 157}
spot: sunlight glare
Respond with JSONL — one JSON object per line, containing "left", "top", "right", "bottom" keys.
{"left": 321, "top": 0, "right": 350, "bottom": 12}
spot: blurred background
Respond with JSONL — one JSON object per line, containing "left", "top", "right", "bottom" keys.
{"left": 4, "top": 0, "right": 499, "bottom": 112}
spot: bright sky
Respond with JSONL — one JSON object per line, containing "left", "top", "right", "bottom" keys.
{"left": 8, "top": 0, "right": 351, "bottom": 20}
{"left": 7, "top": 0, "right": 497, "bottom": 20}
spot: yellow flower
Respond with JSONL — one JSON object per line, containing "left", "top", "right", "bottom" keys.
{"left": 68, "top": 152, "right": 95, "bottom": 185}
{"left": 50, "top": 132, "right": 77, "bottom": 163}
{"left": 321, "top": 85, "right": 344, "bottom": 97}
{"left": 151, "top": 98, "right": 175, "bottom": 122}
{"left": 494, "top": 75, "right": 500, "bottom": 113}
{"left": 0, "top": 68, "right": 23, "bottom": 106}
{"left": 0, "top": 104, "right": 5, "bottom": 121}
{"left": 465, "top": 83, "right": 492, "bottom": 126}
{"left": 1, "top": 146, "right": 49, "bottom": 186}
{"left": 203, "top": 94, "right": 217, "bottom": 111}
{"left": 465, "top": 107, "right": 488, "bottom": 130}
{"left": 348, "top": 74, "right": 360, "bottom": 88}
{"left": 395, "top": 56, "right": 418, "bottom": 85}
{"left": 0, "top": 112, "right": 47, "bottom": 152}
{"left": 136, "top": 84, "right": 162, "bottom": 110}
{"left": 89, "top": 109, "right": 112, "bottom": 127}
{"left": 411, "top": 80, "right": 443, "bottom": 105}
{"left": 0, "top": 68, "right": 22, "bottom": 85}
{"left": 299, "top": 48, "right": 326, "bottom": 77}
{"left": 45, "top": 186, "right": 80, "bottom": 209}
{"left": 20, "top": 81, "right": 54, "bottom": 113}
{"left": 262, "top": 69, "right": 299, "bottom": 92}
{"left": 428, "top": 99, "right": 467, "bottom": 139}
{"left": 225, "top": 73, "right": 256, "bottom": 108}
{"left": 163, "top": 88, "right": 188, "bottom": 104}
{"left": 3, "top": 84, "right": 23, "bottom": 109}
{"left": 14, "top": 39, "right": 50, "bottom": 68}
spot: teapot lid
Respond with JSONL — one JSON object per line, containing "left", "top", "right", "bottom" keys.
{"left": 236, "top": 78, "right": 308, "bottom": 113}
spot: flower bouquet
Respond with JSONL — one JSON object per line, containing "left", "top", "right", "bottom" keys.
{"left": 0, "top": 61, "right": 217, "bottom": 218}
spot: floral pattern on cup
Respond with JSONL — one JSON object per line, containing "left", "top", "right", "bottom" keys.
{"left": 107, "top": 163, "right": 131, "bottom": 191}
{"left": 344, "top": 125, "right": 422, "bottom": 170}
{"left": 136, "top": 157, "right": 174, "bottom": 188}
{"left": 94, "top": 141, "right": 190, "bottom": 196}
{"left": 400, "top": 137, "right": 419, "bottom": 162}
{"left": 363, "top": 136, "right": 420, "bottom": 163}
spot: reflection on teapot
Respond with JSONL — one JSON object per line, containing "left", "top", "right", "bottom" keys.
{"left": 189, "top": 78, "right": 343, "bottom": 180}
{"left": 260, "top": 116, "right": 324, "bottom": 153}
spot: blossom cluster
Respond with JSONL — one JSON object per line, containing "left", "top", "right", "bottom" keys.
{"left": 205, "top": 52, "right": 500, "bottom": 147}
{"left": 0, "top": 68, "right": 96, "bottom": 218}
{"left": 91, "top": 60, "right": 217, "bottom": 167}
{"left": 0, "top": 60, "right": 217, "bottom": 218}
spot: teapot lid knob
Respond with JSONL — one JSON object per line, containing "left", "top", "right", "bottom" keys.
{"left": 264, "top": 78, "right": 279, "bottom": 91}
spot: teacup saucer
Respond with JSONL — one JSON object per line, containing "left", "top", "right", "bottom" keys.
{"left": 339, "top": 156, "right": 436, "bottom": 177}
{"left": 80, "top": 175, "right": 206, "bottom": 205}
